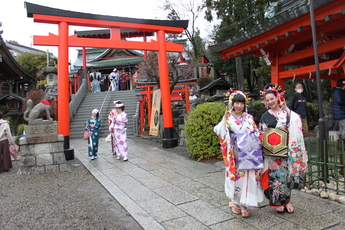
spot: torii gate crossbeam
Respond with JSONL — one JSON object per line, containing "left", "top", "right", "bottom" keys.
{"left": 25, "top": 2, "right": 188, "bottom": 151}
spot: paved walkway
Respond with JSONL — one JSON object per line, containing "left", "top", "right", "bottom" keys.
{"left": 71, "top": 138, "right": 345, "bottom": 230}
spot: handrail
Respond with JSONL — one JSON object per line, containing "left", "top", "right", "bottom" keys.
{"left": 99, "top": 86, "right": 111, "bottom": 115}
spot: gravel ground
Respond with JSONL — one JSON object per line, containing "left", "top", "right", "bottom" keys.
{"left": 0, "top": 157, "right": 143, "bottom": 230}
{"left": 0, "top": 137, "right": 191, "bottom": 230}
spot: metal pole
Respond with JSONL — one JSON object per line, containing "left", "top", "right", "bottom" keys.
{"left": 309, "top": 0, "right": 328, "bottom": 180}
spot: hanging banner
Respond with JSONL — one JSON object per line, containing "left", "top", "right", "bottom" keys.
{"left": 149, "top": 89, "right": 161, "bottom": 136}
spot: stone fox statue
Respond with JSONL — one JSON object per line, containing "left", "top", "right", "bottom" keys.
{"left": 24, "top": 88, "right": 54, "bottom": 125}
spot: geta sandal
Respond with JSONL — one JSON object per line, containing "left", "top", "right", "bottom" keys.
{"left": 276, "top": 206, "right": 285, "bottom": 214}
{"left": 241, "top": 206, "right": 250, "bottom": 218}
{"left": 228, "top": 202, "right": 241, "bottom": 215}
{"left": 285, "top": 203, "right": 294, "bottom": 214}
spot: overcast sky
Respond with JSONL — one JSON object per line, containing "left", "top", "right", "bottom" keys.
{"left": 0, "top": 0, "right": 215, "bottom": 63}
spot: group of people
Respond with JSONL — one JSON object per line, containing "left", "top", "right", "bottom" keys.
{"left": 214, "top": 83, "right": 308, "bottom": 218}
{"left": 109, "top": 68, "right": 131, "bottom": 91}
{"left": 89, "top": 68, "right": 131, "bottom": 93}
{"left": 84, "top": 100, "right": 128, "bottom": 161}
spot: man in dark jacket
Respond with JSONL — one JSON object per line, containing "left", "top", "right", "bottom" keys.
{"left": 288, "top": 82, "right": 308, "bottom": 136}
{"left": 332, "top": 79, "right": 345, "bottom": 140}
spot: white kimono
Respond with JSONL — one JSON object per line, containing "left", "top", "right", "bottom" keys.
{"left": 214, "top": 112, "right": 264, "bottom": 207}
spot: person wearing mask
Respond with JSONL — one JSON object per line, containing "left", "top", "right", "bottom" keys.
{"left": 332, "top": 79, "right": 345, "bottom": 142}
{"left": 214, "top": 90, "right": 264, "bottom": 218}
{"left": 288, "top": 82, "right": 308, "bottom": 137}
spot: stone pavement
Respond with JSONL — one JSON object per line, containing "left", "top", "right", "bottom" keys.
{"left": 71, "top": 138, "right": 345, "bottom": 230}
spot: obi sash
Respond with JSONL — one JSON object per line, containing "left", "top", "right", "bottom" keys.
{"left": 262, "top": 128, "right": 288, "bottom": 158}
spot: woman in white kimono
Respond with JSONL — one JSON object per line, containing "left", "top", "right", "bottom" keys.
{"left": 260, "top": 84, "right": 307, "bottom": 214}
{"left": 214, "top": 91, "right": 264, "bottom": 218}
{"left": 110, "top": 103, "right": 128, "bottom": 161}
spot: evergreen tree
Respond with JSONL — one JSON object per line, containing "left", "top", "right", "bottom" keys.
{"left": 205, "top": 0, "right": 278, "bottom": 92}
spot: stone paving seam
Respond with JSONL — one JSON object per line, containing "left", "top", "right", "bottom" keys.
{"left": 73, "top": 145, "right": 165, "bottom": 230}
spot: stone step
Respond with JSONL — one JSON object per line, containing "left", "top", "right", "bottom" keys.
{"left": 70, "top": 90, "right": 138, "bottom": 139}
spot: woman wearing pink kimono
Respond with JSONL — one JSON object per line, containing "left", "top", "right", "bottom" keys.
{"left": 110, "top": 103, "right": 128, "bottom": 161}
{"left": 108, "top": 100, "right": 121, "bottom": 155}
{"left": 214, "top": 91, "right": 264, "bottom": 218}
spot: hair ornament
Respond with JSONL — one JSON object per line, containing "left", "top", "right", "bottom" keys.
{"left": 224, "top": 89, "right": 251, "bottom": 104}
{"left": 92, "top": 108, "right": 99, "bottom": 114}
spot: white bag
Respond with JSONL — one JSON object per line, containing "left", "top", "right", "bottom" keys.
{"left": 105, "top": 134, "right": 112, "bottom": 142}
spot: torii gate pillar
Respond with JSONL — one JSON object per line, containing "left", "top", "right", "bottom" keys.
{"left": 57, "top": 21, "right": 74, "bottom": 157}
{"left": 158, "top": 30, "right": 177, "bottom": 148}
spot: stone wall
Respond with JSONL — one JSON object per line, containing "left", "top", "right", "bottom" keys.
{"left": 18, "top": 123, "right": 70, "bottom": 174}
{"left": 18, "top": 136, "right": 70, "bottom": 174}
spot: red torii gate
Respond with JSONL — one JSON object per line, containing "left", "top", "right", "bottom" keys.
{"left": 25, "top": 2, "right": 188, "bottom": 149}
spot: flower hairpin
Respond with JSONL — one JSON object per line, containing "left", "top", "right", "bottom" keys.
{"left": 260, "top": 84, "right": 285, "bottom": 99}
{"left": 224, "top": 89, "right": 251, "bottom": 102}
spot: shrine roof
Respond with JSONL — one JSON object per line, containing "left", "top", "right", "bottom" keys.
{"left": 198, "top": 78, "right": 232, "bottom": 92}
{"left": 209, "top": 0, "right": 340, "bottom": 58}
{"left": 86, "top": 56, "right": 144, "bottom": 68}
{"left": 0, "top": 36, "right": 36, "bottom": 83}
{"left": 25, "top": 2, "right": 189, "bottom": 30}
{"left": 71, "top": 47, "right": 143, "bottom": 69}
{"left": 5, "top": 41, "right": 49, "bottom": 56}
{"left": 0, "top": 93, "right": 25, "bottom": 102}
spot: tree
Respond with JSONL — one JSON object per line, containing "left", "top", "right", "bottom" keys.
{"left": 205, "top": 0, "right": 278, "bottom": 92}
{"left": 137, "top": 51, "right": 196, "bottom": 92}
{"left": 163, "top": 0, "right": 207, "bottom": 61}
{"left": 16, "top": 53, "right": 48, "bottom": 80}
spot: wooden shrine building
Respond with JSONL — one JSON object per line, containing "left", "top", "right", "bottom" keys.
{"left": 209, "top": 0, "right": 345, "bottom": 89}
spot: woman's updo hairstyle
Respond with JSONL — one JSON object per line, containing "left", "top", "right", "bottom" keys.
{"left": 262, "top": 83, "right": 284, "bottom": 108}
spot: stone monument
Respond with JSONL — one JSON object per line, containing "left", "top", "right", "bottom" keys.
{"left": 18, "top": 89, "right": 70, "bottom": 174}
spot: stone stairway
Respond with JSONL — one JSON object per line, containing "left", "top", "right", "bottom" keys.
{"left": 70, "top": 90, "right": 138, "bottom": 139}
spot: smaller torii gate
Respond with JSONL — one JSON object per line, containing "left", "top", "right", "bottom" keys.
{"left": 25, "top": 2, "right": 188, "bottom": 150}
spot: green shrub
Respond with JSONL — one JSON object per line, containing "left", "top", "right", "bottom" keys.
{"left": 15, "top": 124, "right": 26, "bottom": 146}
{"left": 185, "top": 102, "right": 226, "bottom": 161}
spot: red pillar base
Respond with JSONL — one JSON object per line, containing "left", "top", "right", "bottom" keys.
{"left": 162, "top": 127, "right": 178, "bottom": 148}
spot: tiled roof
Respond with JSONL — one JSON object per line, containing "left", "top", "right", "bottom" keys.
{"left": 5, "top": 41, "right": 48, "bottom": 55}
{"left": 209, "top": 0, "right": 333, "bottom": 53}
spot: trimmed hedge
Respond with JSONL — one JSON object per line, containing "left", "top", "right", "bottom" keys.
{"left": 185, "top": 102, "right": 226, "bottom": 161}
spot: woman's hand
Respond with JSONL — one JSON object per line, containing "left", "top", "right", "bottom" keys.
{"left": 222, "top": 108, "right": 232, "bottom": 126}
{"left": 279, "top": 97, "right": 290, "bottom": 114}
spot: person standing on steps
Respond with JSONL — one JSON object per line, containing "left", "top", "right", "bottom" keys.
{"left": 110, "top": 103, "right": 128, "bottom": 161}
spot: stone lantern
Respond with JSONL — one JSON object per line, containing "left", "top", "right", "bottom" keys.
{"left": 42, "top": 59, "right": 58, "bottom": 98}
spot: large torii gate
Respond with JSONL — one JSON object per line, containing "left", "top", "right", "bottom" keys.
{"left": 25, "top": 2, "right": 188, "bottom": 151}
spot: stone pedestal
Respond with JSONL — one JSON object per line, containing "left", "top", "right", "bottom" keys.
{"left": 18, "top": 123, "right": 70, "bottom": 174}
